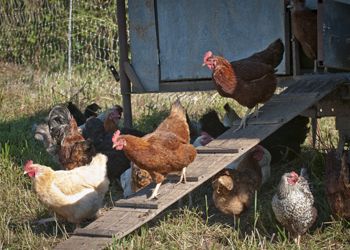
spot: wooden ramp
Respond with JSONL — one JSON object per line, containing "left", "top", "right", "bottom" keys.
{"left": 55, "top": 74, "right": 349, "bottom": 250}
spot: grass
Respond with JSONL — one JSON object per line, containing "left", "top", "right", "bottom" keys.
{"left": 0, "top": 62, "right": 349, "bottom": 249}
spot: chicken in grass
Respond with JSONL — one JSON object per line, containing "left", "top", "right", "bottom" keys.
{"left": 212, "top": 146, "right": 264, "bottom": 226}
{"left": 272, "top": 170, "right": 317, "bottom": 246}
{"left": 203, "top": 39, "right": 284, "bottom": 131}
{"left": 325, "top": 150, "right": 350, "bottom": 219}
{"left": 24, "top": 153, "right": 110, "bottom": 227}
{"left": 112, "top": 100, "right": 197, "bottom": 200}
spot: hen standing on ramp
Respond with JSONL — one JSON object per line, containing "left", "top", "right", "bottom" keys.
{"left": 203, "top": 39, "right": 284, "bottom": 131}
{"left": 112, "top": 100, "right": 197, "bottom": 200}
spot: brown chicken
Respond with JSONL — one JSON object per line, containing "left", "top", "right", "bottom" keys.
{"left": 48, "top": 105, "right": 96, "bottom": 170}
{"left": 325, "top": 150, "right": 350, "bottom": 219}
{"left": 203, "top": 39, "right": 284, "bottom": 131}
{"left": 24, "top": 153, "right": 110, "bottom": 226}
{"left": 290, "top": 0, "right": 317, "bottom": 72}
{"left": 212, "top": 146, "right": 264, "bottom": 225}
{"left": 272, "top": 170, "right": 317, "bottom": 246}
{"left": 59, "top": 117, "right": 96, "bottom": 170}
{"left": 112, "top": 100, "right": 197, "bottom": 199}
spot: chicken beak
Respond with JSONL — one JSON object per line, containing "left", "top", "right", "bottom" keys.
{"left": 202, "top": 63, "right": 206, "bottom": 67}
{"left": 23, "top": 170, "right": 28, "bottom": 175}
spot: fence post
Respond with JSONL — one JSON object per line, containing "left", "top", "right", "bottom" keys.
{"left": 117, "top": 0, "right": 132, "bottom": 128}
{"left": 68, "top": 0, "right": 73, "bottom": 81}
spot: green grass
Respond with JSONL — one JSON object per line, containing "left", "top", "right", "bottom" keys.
{"left": 0, "top": 62, "right": 349, "bottom": 249}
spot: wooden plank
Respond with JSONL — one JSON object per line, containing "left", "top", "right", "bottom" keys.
{"left": 54, "top": 236, "right": 111, "bottom": 250}
{"left": 55, "top": 76, "right": 349, "bottom": 249}
{"left": 128, "top": 0, "right": 159, "bottom": 91}
{"left": 124, "top": 62, "right": 146, "bottom": 92}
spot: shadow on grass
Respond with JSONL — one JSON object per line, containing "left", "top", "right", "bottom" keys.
{"left": 0, "top": 108, "right": 61, "bottom": 169}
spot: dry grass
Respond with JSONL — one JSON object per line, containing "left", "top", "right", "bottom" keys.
{"left": 0, "top": 62, "right": 349, "bottom": 249}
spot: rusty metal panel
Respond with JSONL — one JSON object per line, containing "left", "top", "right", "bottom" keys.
{"left": 157, "top": 0, "right": 288, "bottom": 82}
{"left": 129, "top": 0, "right": 159, "bottom": 91}
{"left": 323, "top": 0, "right": 350, "bottom": 70}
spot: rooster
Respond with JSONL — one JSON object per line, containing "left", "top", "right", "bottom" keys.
{"left": 325, "top": 150, "right": 350, "bottom": 219}
{"left": 290, "top": 0, "right": 317, "bottom": 72}
{"left": 272, "top": 170, "right": 317, "bottom": 246}
{"left": 203, "top": 39, "right": 284, "bottom": 131}
{"left": 212, "top": 146, "right": 264, "bottom": 225}
{"left": 24, "top": 153, "right": 110, "bottom": 227}
{"left": 112, "top": 100, "right": 197, "bottom": 199}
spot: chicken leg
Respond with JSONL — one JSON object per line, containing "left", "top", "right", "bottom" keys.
{"left": 176, "top": 167, "right": 187, "bottom": 185}
{"left": 233, "top": 108, "right": 252, "bottom": 132}
{"left": 148, "top": 182, "right": 161, "bottom": 200}
{"left": 294, "top": 234, "right": 301, "bottom": 248}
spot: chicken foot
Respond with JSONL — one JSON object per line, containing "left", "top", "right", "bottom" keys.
{"left": 233, "top": 108, "right": 252, "bottom": 132}
{"left": 148, "top": 182, "right": 162, "bottom": 200}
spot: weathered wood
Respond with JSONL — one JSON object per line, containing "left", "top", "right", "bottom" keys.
{"left": 124, "top": 62, "right": 146, "bottom": 93}
{"left": 55, "top": 75, "right": 349, "bottom": 250}
{"left": 196, "top": 147, "right": 239, "bottom": 154}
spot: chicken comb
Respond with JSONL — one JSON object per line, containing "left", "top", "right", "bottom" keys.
{"left": 290, "top": 171, "right": 299, "bottom": 177}
{"left": 112, "top": 130, "right": 121, "bottom": 144}
{"left": 24, "top": 160, "right": 33, "bottom": 171}
{"left": 203, "top": 51, "right": 213, "bottom": 63}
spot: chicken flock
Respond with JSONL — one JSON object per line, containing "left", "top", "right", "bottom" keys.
{"left": 26, "top": 33, "right": 346, "bottom": 248}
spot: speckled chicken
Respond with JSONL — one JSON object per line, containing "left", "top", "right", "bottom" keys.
{"left": 325, "top": 150, "right": 350, "bottom": 219}
{"left": 203, "top": 39, "right": 284, "bottom": 131}
{"left": 272, "top": 170, "right": 317, "bottom": 246}
{"left": 212, "top": 146, "right": 264, "bottom": 225}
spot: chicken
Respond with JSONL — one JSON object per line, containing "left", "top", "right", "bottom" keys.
{"left": 272, "top": 170, "right": 317, "bottom": 246}
{"left": 48, "top": 105, "right": 96, "bottom": 170}
{"left": 104, "top": 105, "right": 123, "bottom": 133}
{"left": 84, "top": 102, "right": 101, "bottom": 119}
{"left": 83, "top": 117, "right": 145, "bottom": 181}
{"left": 67, "top": 102, "right": 86, "bottom": 126}
{"left": 199, "top": 110, "right": 229, "bottom": 138}
{"left": 212, "top": 146, "right": 263, "bottom": 225}
{"left": 112, "top": 100, "right": 197, "bottom": 199}
{"left": 186, "top": 113, "right": 201, "bottom": 144}
{"left": 223, "top": 103, "right": 240, "bottom": 128}
{"left": 290, "top": 0, "right": 318, "bottom": 72}
{"left": 120, "top": 164, "right": 153, "bottom": 198}
{"left": 33, "top": 122, "right": 59, "bottom": 163}
{"left": 325, "top": 150, "right": 350, "bottom": 219}
{"left": 203, "top": 39, "right": 284, "bottom": 131}
{"left": 24, "top": 153, "right": 110, "bottom": 226}
{"left": 192, "top": 131, "right": 214, "bottom": 147}
{"left": 260, "top": 115, "right": 309, "bottom": 164}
